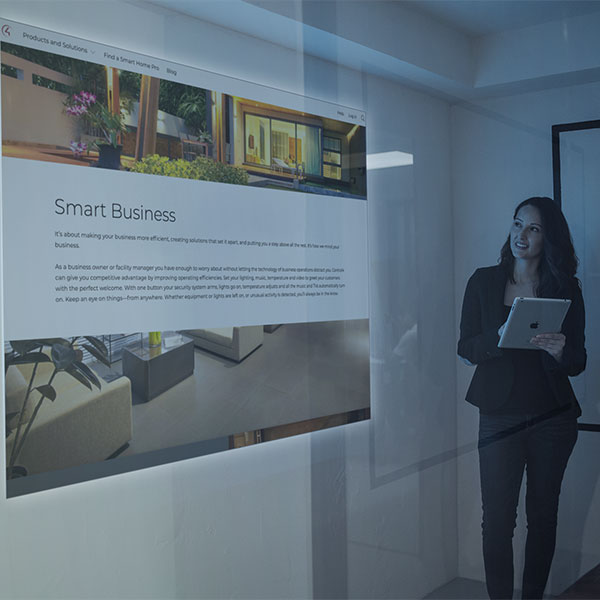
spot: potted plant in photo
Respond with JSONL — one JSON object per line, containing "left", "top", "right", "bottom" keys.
{"left": 65, "top": 91, "right": 127, "bottom": 169}
{"left": 5, "top": 336, "right": 111, "bottom": 479}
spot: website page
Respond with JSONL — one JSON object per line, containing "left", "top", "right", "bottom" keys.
{"left": 0, "top": 19, "right": 369, "bottom": 496}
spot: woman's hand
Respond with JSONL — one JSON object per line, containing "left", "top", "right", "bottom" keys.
{"left": 530, "top": 333, "right": 565, "bottom": 361}
{"left": 498, "top": 322, "right": 507, "bottom": 338}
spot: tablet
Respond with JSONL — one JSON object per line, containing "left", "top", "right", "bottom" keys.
{"left": 498, "top": 297, "right": 571, "bottom": 350}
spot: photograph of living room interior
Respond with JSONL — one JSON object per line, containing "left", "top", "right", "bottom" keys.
{"left": 5, "top": 319, "right": 370, "bottom": 484}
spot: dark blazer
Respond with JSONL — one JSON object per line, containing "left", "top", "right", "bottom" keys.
{"left": 458, "top": 265, "right": 586, "bottom": 414}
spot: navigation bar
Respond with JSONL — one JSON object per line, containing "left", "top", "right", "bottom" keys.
{"left": 1, "top": 19, "right": 366, "bottom": 126}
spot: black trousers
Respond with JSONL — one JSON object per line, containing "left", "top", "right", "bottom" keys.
{"left": 478, "top": 407, "right": 578, "bottom": 600}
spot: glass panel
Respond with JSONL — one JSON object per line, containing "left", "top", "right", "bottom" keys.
{"left": 324, "top": 136, "right": 341, "bottom": 151}
{"left": 560, "top": 129, "right": 600, "bottom": 424}
{"left": 271, "top": 119, "right": 296, "bottom": 169}
{"left": 31, "top": 73, "right": 71, "bottom": 94}
{"left": 297, "top": 123, "right": 322, "bottom": 176}
{"left": 323, "top": 164, "right": 341, "bottom": 180}
{"left": 1, "top": 22, "right": 370, "bottom": 498}
{"left": 323, "top": 150, "right": 341, "bottom": 165}
{"left": 245, "top": 114, "right": 270, "bottom": 166}
{"left": 1, "top": 64, "right": 19, "bottom": 79}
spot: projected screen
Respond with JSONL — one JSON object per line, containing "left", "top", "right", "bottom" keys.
{"left": 1, "top": 20, "right": 369, "bottom": 497}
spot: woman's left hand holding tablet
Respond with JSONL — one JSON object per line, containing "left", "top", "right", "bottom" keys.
{"left": 530, "top": 332, "right": 565, "bottom": 361}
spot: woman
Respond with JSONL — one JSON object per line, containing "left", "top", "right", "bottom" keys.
{"left": 458, "top": 197, "right": 586, "bottom": 600}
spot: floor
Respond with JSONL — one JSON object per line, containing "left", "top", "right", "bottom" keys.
{"left": 557, "top": 562, "right": 600, "bottom": 598}
{"left": 424, "top": 578, "right": 489, "bottom": 599}
{"left": 118, "top": 319, "right": 370, "bottom": 456}
{"left": 425, "top": 566, "right": 600, "bottom": 599}
{"left": 2, "top": 142, "right": 137, "bottom": 167}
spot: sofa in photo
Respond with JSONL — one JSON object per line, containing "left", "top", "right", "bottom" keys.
{"left": 181, "top": 325, "right": 264, "bottom": 361}
{"left": 5, "top": 359, "right": 132, "bottom": 476}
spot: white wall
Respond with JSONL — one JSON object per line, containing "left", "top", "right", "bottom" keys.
{"left": 453, "top": 81, "right": 600, "bottom": 594}
{"left": 474, "top": 11, "right": 600, "bottom": 88}
{"left": 0, "top": 52, "right": 79, "bottom": 146}
{"left": 0, "top": 1, "right": 458, "bottom": 598}
{"left": 245, "top": 0, "right": 475, "bottom": 85}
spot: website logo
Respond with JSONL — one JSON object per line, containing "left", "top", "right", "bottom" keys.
{"left": 1, "top": 24, "right": 11, "bottom": 37}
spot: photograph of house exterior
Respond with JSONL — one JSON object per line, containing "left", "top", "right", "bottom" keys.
{"left": 1, "top": 43, "right": 366, "bottom": 198}
{"left": 0, "top": 42, "right": 241, "bottom": 182}
{"left": 210, "top": 94, "right": 367, "bottom": 199}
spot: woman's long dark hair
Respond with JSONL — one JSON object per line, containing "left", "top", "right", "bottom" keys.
{"left": 499, "top": 196, "right": 579, "bottom": 298}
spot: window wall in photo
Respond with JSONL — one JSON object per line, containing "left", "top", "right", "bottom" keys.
{"left": 245, "top": 114, "right": 270, "bottom": 166}
{"left": 297, "top": 123, "right": 322, "bottom": 177}
{"left": 323, "top": 136, "right": 342, "bottom": 180}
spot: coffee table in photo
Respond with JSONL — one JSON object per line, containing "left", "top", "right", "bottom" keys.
{"left": 122, "top": 333, "right": 195, "bottom": 402}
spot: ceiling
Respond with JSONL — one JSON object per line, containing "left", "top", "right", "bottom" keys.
{"left": 146, "top": 0, "right": 600, "bottom": 101}
{"left": 412, "top": 0, "right": 600, "bottom": 37}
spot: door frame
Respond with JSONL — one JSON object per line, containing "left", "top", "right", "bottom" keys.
{"left": 552, "top": 119, "right": 600, "bottom": 431}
